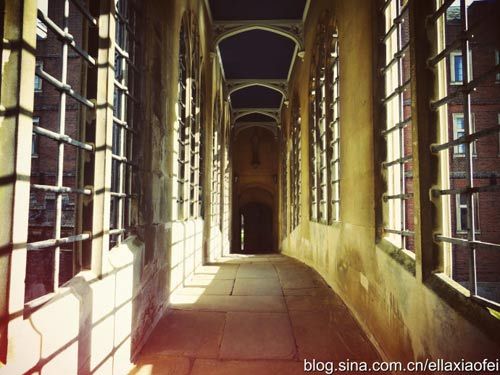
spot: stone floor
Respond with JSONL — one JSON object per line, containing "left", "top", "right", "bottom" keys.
{"left": 130, "top": 254, "right": 381, "bottom": 375}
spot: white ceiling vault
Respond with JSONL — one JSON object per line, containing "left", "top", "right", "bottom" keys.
{"left": 204, "top": 0, "right": 311, "bottom": 136}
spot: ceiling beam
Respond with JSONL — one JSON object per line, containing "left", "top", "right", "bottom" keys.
{"left": 232, "top": 108, "right": 281, "bottom": 124}
{"left": 226, "top": 79, "right": 288, "bottom": 99}
{"left": 234, "top": 121, "right": 279, "bottom": 137}
{"left": 213, "top": 19, "right": 304, "bottom": 52}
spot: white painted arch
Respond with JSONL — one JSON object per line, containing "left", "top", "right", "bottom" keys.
{"left": 228, "top": 82, "right": 286, "bottom": 99}
{"left": 214, "top": 24, "right": 303, "bottom": 50}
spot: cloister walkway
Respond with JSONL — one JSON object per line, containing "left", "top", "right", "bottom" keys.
{"left": 130, "top": 254, "right": 381, "bottom": 374}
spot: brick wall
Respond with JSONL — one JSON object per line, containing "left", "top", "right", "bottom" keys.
{"left": 446, "top": 2, "right": 500, "bottom": 283}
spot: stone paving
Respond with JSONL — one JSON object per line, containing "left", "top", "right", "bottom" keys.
{"left": 130, "top": 254, "right": 381, "bottom": 375}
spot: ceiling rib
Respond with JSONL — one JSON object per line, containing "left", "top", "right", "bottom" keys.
{"left": 234, "top": 121, "right": 278, "bottom": 137}
{"left": 209, "top": 1, "right": 309, "bottom": 136}
{"left": 213, "top": 20, "right": 304, "bottom": 53}
{"left": 226, "top": 79, "right": 288, "bottom": 99}
{"left": 233, "top": 108, "right": 281, "bottom": 124}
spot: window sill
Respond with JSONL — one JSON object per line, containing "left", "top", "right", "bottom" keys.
{"left": 452, "top": 154, "right": 477, "bottom": 158}
{"left": 376, "top": 237, "right": 416, "bottom": 276}
{"left": 426, "top": 273, "right": 500, "bottom": 343}
{"left": 455, "top": 230, "right": 480, "bottom": 235}
{"left": 24, "top": 236, "right": 145, "bottom": 318}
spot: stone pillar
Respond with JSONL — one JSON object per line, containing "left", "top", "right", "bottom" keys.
{"left": 0, "top": 0, "right": 37, "bottom": 362}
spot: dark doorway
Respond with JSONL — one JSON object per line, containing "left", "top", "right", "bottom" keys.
{"left": 240, "top": 202, "right": 273, "bottom": 253}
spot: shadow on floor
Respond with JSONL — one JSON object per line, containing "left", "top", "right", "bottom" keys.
{"left": 129, "top": 254, "right": 382, "bottom": 375}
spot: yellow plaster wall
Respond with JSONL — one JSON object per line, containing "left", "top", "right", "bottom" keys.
{"left": 281, "top": 0, "right": 500, "bottom": 362}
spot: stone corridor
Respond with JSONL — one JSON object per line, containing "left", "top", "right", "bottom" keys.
{"left": 130, "top": 255, "right": 380, "bottom": 374}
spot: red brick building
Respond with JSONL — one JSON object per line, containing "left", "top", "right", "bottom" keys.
{"left": 446, "top": 1, "right": 500, "bottom": 296}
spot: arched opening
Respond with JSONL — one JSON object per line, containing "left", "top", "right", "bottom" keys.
{"left": 231, "top": 126, "right": 279, "bottom": 253}
{"left": 239, "top": 202, "right": 274, "bottom": 253}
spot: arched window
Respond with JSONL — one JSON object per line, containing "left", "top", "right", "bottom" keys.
{"left": 177, "top": 18, "right": 189, "bottom": 219}
{"left": 291, "top": 95, "right": 302, "bottom": 229}
{"left": 309, "top": 15, "right": 340, "bottom": 225}
{"left": 309, "top": 49, "right": 320, "bottom": 222}
{"left": 281, "top": 133, "right": 288, "bottom": 237}
{"left": 177, "top": 13, "right": 203, "bottom": 220}
{"left": 111, "top": 0, "right": 142, "bottom": 247}
{"left": 328, "top": 29, "right": 341, "bottom": 223}
{"left": 212, "top": 94, "right": 223, "bottom": 230}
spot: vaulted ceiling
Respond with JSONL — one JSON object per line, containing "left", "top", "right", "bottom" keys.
{"left": 207, "top": 0, "right": 308, "bottom": 136}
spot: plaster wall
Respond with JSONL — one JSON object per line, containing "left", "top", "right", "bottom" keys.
{"left": 281, "top": 0, "right": 500, "bottom": 362}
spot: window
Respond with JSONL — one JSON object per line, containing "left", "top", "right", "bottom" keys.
{"left": 309, "top": 18, "right": 340, "bottom": 224}
{"left": 176, "top": 15, "right": 203, "bottom": 221}
{"left": 110, "top": 0, "right": 142, "bottom": 246}
{"left": 329, "top": 34, "right": 340, "bottom": 222}
{"left": 450, "top": 51, "right": 463, "bottom": 83}
{"left": 34, "top": 61, "right": 43, "bottom": 92}
{"left": 449, "top": 50, "right": 472, "bottom": 84}
{"left": 291, "top": 99, "right": 301, "bottom": 230}
{"left": 212, "top": 95, "right": 222, "bottom": 230}
{"left": 281, "top": 136, "right": 288, "bottom": 237}
{"left": 309, "top": 71, "right": 319, "bottom": 222}
{"left": 431, "top": 0, "right": 500, "bottom": 306}
{"left": 455, "top": 194, "right": 480, "bottom": 234}
{"left": 452, "top": 113, "right": 476, "bottom": 155}
{"left": 31, "top": 117, "right": 39, "bottom": 157}
{"left": 189, "top": 29, "right": 202, "bottom": 219}
{"left": 27, "top": 1, "right": 96, "bottom": 301}
{"left": 381, "top": 0, "right": 414, "bottom": 251}
{"left": 36, "top": 0, "right": 48, "bottom": 39}
{"left": 177, "top": 21, "right": 188, "bottom": 220}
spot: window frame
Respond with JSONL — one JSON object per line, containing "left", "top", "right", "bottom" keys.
{"left": 109, "top": 0, "right": 142, "bottom": 246}
{"left": 452, "top": 112, "right": 476, "bottom": 156}
{"left": 34, "top": 61, "right": 43, "bottom": 92}
{"left": 455, "top": 193, "right": 480, "bottom": 234}
{"left": 291, "top": 99, "right": 302, "bottom": 230}
{"left": 328, "top": 32, "right": 341, "bottom": 223}
{"left": 380, "top": 0, "right": 415, "bottom": 252}
{"left": 26, "top": 0, "right": 98, "bottom": 301}
{"left": 449, "top": 50, "right": 473, "bottom": 84}
{"left": 31, "top": 117, "right": 40, "bottom": 157}
{"left": 429, "top": 0, "right": 500, "bottom": 308}
{"left": 175, "top": 14, "right": 203, "bottom": 222}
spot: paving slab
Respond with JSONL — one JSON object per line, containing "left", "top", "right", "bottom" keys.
{"left": 219, "top": 312, "right": 296, "bottom": 360}
{"left": 170, "top": 294, "right": 287, "bottom": 312}
{"left": 131, "top": 255, "right": 381, "bottom": 375}
{"left": 236, "top": 263, "right": 278, "bottom": 279}
{"left": 232, "top": 277, "right": 283, "bottom": 296}
{"left": 191, "top": 359, "right": 305, "bottom": 375}
{"left": 194, "top": 264, "right": 239, "bottom": 279}
{"left": 176, "top": 279, "right": 234, "bottom": 296}
{"left": 138, "top": 310, "right": 225, "bottom": 359}
{"left": 286, "top": 295, "right": 340, "bottom": 311}
{"left": 279, "top": 273, "right": 319, "bottom": 289}
{"left": 283, "top": 287, "right": 332, "bottom": 296}
{"left": 289, "top": 310, "right": 353, "bottom": 361}
{"left": 129, "top": 356, "right": 191, "bottom": 375}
